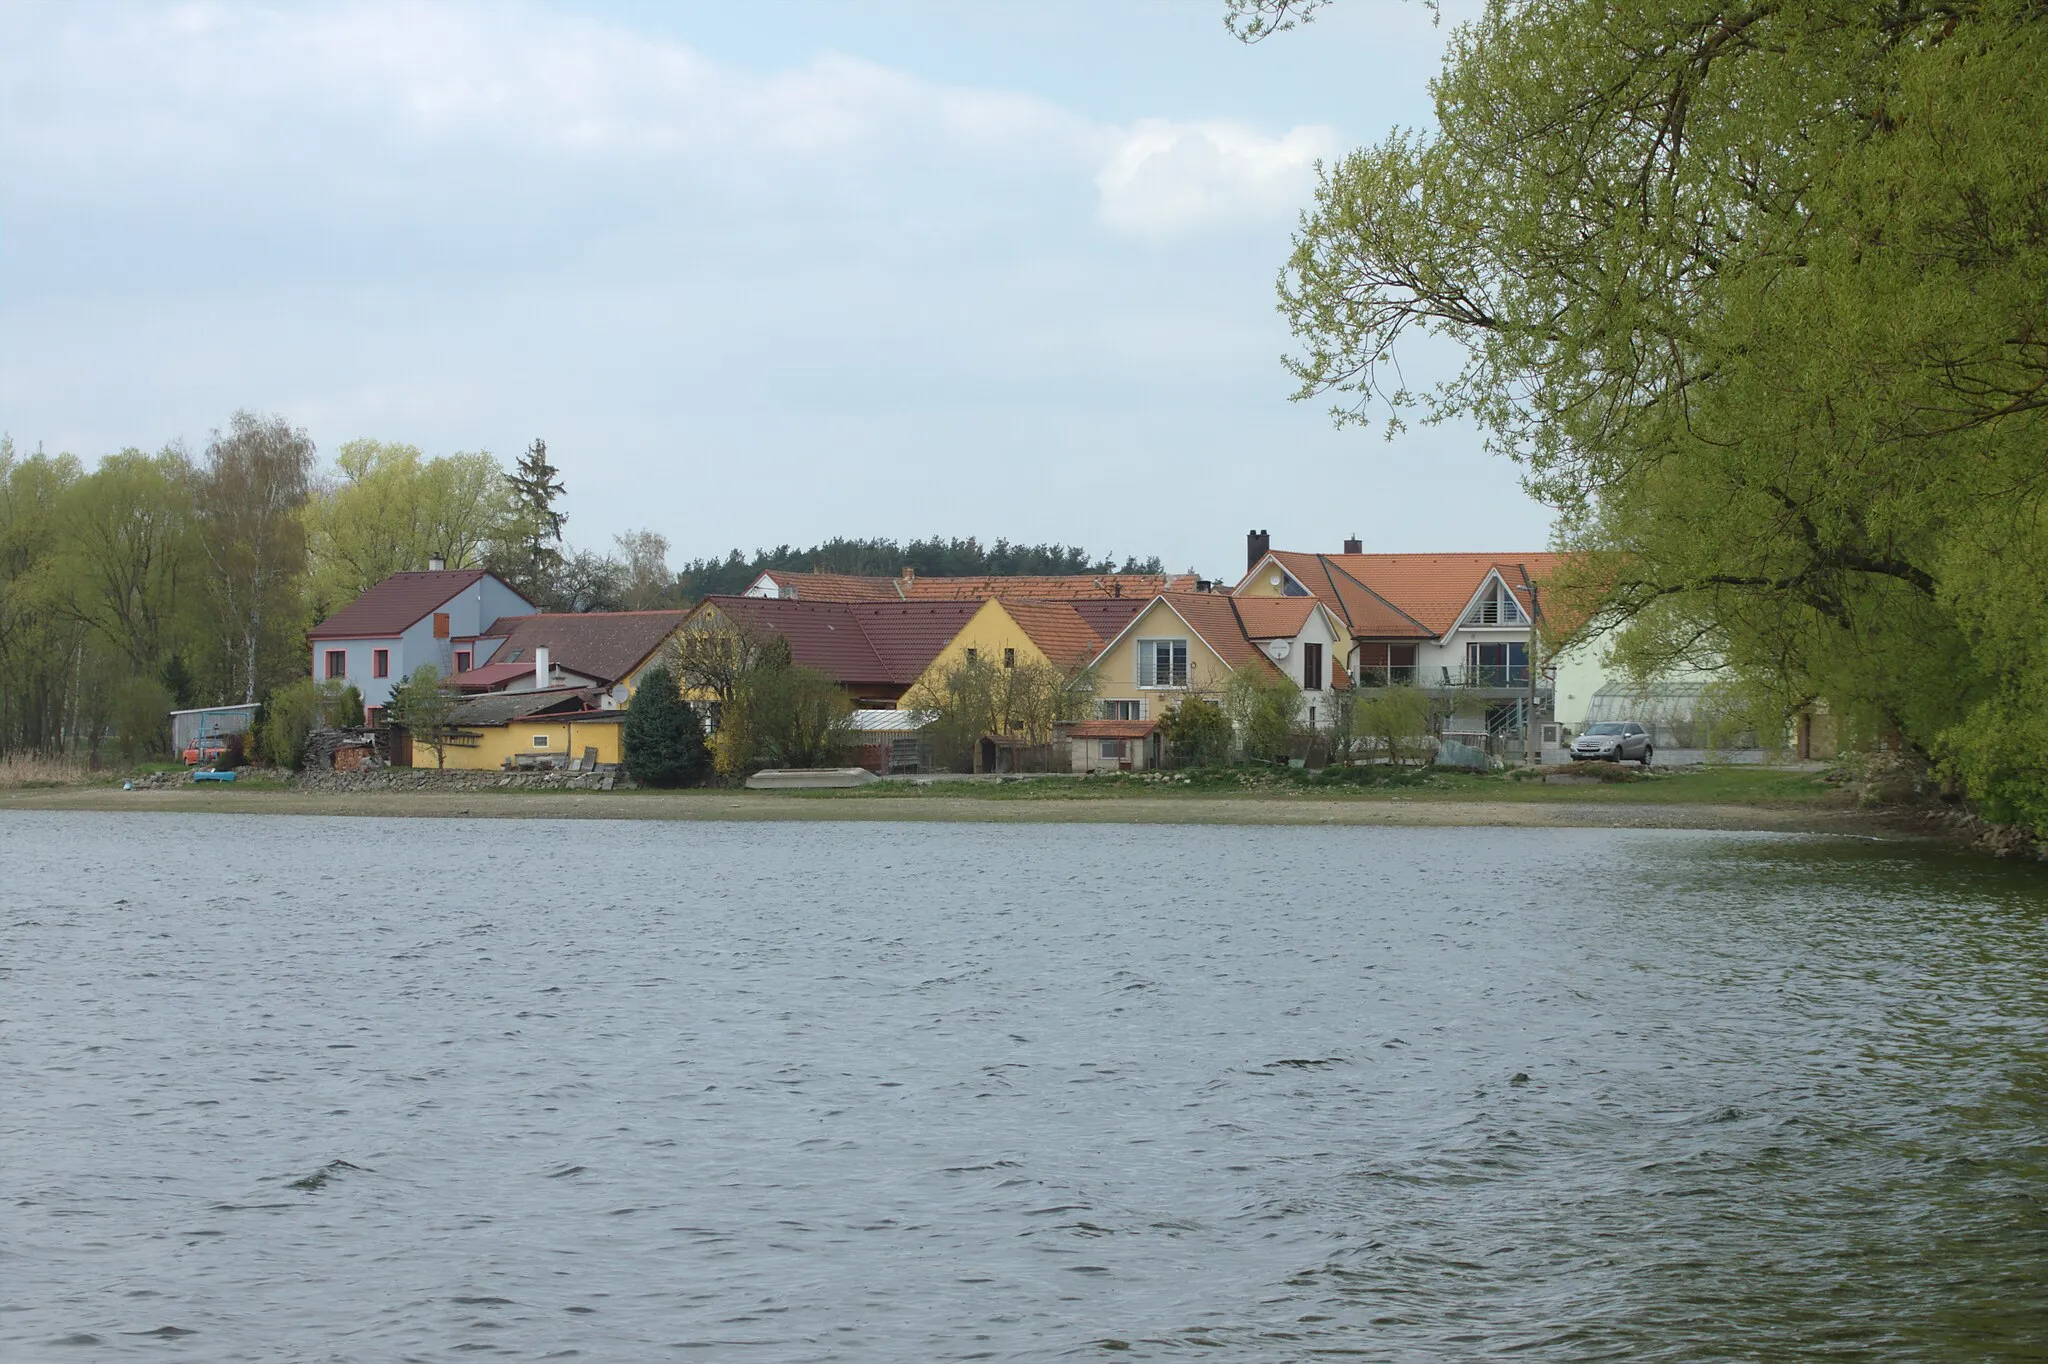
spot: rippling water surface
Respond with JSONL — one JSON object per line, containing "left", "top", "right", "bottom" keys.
{"left": 3, "top": 812, "right": 2045, "bottom": 1361}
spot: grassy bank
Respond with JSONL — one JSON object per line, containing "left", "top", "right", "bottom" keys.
{"left": 0, "top": 763, "right": 1888, "bottom": 836}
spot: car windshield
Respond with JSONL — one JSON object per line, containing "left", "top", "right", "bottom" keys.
{"left": 1586, "top": 723, "right": 1626, "bottom": 735}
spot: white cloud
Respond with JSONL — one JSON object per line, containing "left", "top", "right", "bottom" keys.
{"left": 1, "top": 1, "right": 1326, "bottom": 237}
{"left": 1094, "top": 118, "right": 1338, "bottom": 238}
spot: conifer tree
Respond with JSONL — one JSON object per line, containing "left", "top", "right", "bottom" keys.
{"left": 622, "top": 664, "right": 708, "bottom": 787}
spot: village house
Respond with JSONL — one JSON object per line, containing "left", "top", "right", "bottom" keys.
{"left": 432, "top": 688, "right": 625, "bottom": 771}
{"left": 305, "top": 564, "right": 535, "bottom": 723}
{"left": 682, "top": 596, "right": 986, "bottom": 710}
{"left": 1069, "top": 591, "right": 1348, "bottom": 773}
{"left": 1233, "top": 532, "right": 1563, "bottom": 756}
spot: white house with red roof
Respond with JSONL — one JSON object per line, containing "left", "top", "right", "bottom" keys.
{"left": 306, "top": 566, "right": 535, "bottom": 721}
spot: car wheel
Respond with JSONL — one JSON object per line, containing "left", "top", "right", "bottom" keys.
{"left": 1640, "top": 746, "right": 1653, "bottom": 767}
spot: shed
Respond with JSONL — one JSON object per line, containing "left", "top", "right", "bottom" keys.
{"left": 170, "top": 704, "right": 262, "bottom": 757}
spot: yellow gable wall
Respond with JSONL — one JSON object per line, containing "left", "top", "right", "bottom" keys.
{"left": 436, "top": 715, "right": 625, "bottom": 770}
{"left": 904, "top": 599, "right": 1054, "bottom": 699}
{"left": 1090, "top": 600, "right": 1239, "bottom": 717}
{"left": 1234, "top": 557, "right": 1298, "bottom": 600}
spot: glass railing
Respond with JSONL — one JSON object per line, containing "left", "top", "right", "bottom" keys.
{"left": 1355, "top": 666, "right": 1419, "bottom": 688}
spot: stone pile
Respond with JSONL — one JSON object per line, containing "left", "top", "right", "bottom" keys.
{"left": 291, "top": 767, "right": 623, "bottom": 793}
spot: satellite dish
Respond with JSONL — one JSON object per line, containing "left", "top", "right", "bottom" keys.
{"left": 1265, "top": 639, "right": 1292, "bottom": 660}
{"left": 1268, "top": 571, "right": 1282, "bottom": 586}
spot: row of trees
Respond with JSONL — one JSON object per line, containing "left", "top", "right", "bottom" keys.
{"left": 675, "top": 538, "right": 1167, "bottom": 601}
{"left": 1251, "top": 0, "right": 2048, "bottom": 832}
{"left": 5, "top": 413, "right": 1169, "bottom": 763}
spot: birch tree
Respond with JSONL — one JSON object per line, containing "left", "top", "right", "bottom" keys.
{"left": 195, "top": 411, "right": 313, "bottom": 704}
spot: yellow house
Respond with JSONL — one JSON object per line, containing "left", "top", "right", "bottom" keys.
{"left": 905, "top": 598, "right": 1106, "bottom": 695}
{"left": 428, "top": 689, "right": 625, "bottom": 770}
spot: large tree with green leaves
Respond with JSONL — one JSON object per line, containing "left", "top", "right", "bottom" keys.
{"left": 1268, "top": 0, "right": 2048, "bottom": 832}
{"left": 306, "top": 440, "right": 513, "bottom": 610}
{"left": 196, "top": 411, "right": 314, "bottom": 704}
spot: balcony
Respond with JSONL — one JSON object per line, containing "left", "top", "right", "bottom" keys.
{"left": 1356, "top": 666, "right": 1419, "bottom": 688}
{"left": 1438, "top": 664, "right": 1531, "bottom": 689}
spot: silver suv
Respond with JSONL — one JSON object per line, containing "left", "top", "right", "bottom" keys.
{"left": 1570, "top": 720, "right": 1653, "bottom": 765}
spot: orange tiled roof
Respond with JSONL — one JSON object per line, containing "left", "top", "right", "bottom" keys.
{"left": 1251, "top": 551, "right": 1564, "bottom": 637}
{"left": 1231, "top": 596, "right": 1317, "bottom": 639}
{"left": 1151, "top": 593, "right": 1281, "bottom": 676}
{"left": 905, "top": 572, "right": 1200, "bottom": 601}
{"left": 998, "top": 601, "right": 1105, "bottom": 670}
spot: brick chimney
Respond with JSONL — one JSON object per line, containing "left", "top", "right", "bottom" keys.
{"left": 1342, "top": 535, "right": 1362, "bottom": 555}
{"left": 1246, "top": 529, "right": 1270, "bottom": 572}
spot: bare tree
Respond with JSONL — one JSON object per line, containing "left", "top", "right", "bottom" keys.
{"left": 195, "top": 412, "right": 313, "bottom": 703}
{"left": 668, "top": 613, "right": 786, "bottom": 711}
{"left": 614, "top": 529, "right": 673, "bottom": 610}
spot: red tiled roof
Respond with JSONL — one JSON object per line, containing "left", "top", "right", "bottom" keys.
{"left": 309, "top": 569, "right": 505, "bottom": 639}
{"left": 848, "top": 601, "right": 985, "bottom": 680}
{"left": 1262, "top": 553, "right": 1433, "bottom": 639}
{"left": 764, "top": 571, "right": 1203, "bottom": 603}
{"left": 448, "top": 660, "right": 553, "bottom": 691}
{"left": 479, "top": 611, "right": 689, "bottom": 685}
{"left": 1147, "top": 593, "right": 1282, "bottom": 677}
{"left": 1064, "top": 719, "right": 1158, "bottom": 739}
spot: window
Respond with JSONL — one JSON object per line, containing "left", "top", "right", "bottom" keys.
{"left": 364, "top": 706, "right": 381, "bottom": 729}
{"left": 433, "top": 612, "right": 451, "bottom": 639}
{"left": 1467, "top": 640, "right": 1530, "bottom": 686}
{"left": 1460, "top": 577, "right": 1527, "bottom": 626}
{"left": 372, "top": 648, "right": 390, "bottom": 679}
{"left": 531, "top": 735, "right": 550, "bottom": 748}
{"left": 965, "top": 648, "right": 978, "bottom": 663}
{"left": 1355, "top": 642, "right": 1418, "bottom": 687}
{"left": 1302, "top": 642, "right": 1324, "bottom": 691}
{"left": 1136, "top": 638, "right": 1188, "bottom": 688}
{"left": 1099, "top": 739, "right": 1128, "bottom": 760}
{"left": 324, "top": 649, "right": 346, "bottom": 679}
{"left": 1003, "top": 648, "right": 1016, "bottom": 669}
{"left": 454, "top": 650, "right": 472, "bottom": 673}
{"left": 1101, "top": 699, "right": 1143, "bottom": 720}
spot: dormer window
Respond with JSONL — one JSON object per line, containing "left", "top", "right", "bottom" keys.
{"left": 1461, "top": 577, "right": 1527, "bottom": 626}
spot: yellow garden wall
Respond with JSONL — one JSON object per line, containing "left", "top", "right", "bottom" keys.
{"left": 435, "top": 716, "right": 625, "bottom": 770}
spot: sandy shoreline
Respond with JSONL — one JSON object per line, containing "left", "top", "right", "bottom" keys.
{"left": 0, "top": 783, "right": 1897, "bottom": 836}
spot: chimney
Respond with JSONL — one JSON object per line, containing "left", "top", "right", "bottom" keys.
{"left": 427, "top": 556, "right": 446, "bottom": 572}
{"left": 1246, "top": 529, "right": 1270, "bottom": 572}
{"left": 1342, "top": 535, "right": 1362, "bottom": 555}
{"left": 901, "top": 567, "right": 915, "bottom": 585}
{"left": 534, "top": 646, "right": 550, "bottom": 690}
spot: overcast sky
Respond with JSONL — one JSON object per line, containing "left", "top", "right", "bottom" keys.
{"left": 0, "top": 0, "right": 1545, "bottom": 579}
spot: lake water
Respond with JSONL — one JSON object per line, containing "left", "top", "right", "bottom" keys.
{"left": 3, "top": 812, "right": 2044, "bottom": 1361}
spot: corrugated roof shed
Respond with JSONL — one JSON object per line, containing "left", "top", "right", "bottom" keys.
{"left": 448, "top": 688, "right": 603, "bottom": 726}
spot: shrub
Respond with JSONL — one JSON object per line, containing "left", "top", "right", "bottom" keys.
{"left": 622, "top": 665, "right": 708, "bottom": 787}
{"left": 1223, "top": 664, "right": 1303, "bottom": 763}
{"left": 333, "top": 685, "right": 365, "bottom": 728}
{"left": 1160, "top": 696, "right": 1232, "bottom": 767}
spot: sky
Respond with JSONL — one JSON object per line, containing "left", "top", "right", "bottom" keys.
{"left": 0, "top": 0, "right": 1546, "bottom": 580}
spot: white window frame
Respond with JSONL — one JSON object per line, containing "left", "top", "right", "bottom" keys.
{"left": 531, "top": 734, "right": 549, "bottom": 748}
{"left": 1100, "top": 699, "right": 1144, "bottom": 720}
{"left": 1135, "top": 638, "right": 1189, "bottom": 689}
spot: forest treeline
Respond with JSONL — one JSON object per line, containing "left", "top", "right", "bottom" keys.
{"left": 0, "top": 417, "right": 1159, "bottom": 759}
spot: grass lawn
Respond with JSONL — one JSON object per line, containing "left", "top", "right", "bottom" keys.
{"left": 786, "top": 764, "right": 1844, "bottom": 809}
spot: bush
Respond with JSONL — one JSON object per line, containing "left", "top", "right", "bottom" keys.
{"left": 333, "top": 685, "right": 365, "bottom": 728}
{"left": 622, "top": 665, "right": 708, "bottom": 787}
{"left": 1160, "top": 696, "right": 1232, "bottom": 767}
{"left": 1223, "top": 664, "right": 1303, "bottom": 763}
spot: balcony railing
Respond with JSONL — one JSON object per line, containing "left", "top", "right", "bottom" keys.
{"left": 1356, "top": 665, "right": 1540, "bottom": 690}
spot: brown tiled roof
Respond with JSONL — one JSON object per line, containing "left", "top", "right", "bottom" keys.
{"left": 448, "top": 660, "right": 559, "bottom": 692}
{"left": 478, "top": 611, "right": 689, "bottom": 686}
{"left": 1064, "top": 718, "right": 1158, "bottom": 739}
{"left": 447, "top": 688, "right": 602, "bottom": 726}
{"left": 698, "top": 597, "right": 979, "bottom": 686}
{"left": 1232, "top": 596, "right": 1317, "bottom": 639}
{"left": 847, "top": 601, "right": 985, "bottom": 680}
{"left": 998, "top": 601, "right": 1104, "bottom": 669}
{"left": 1068, "top": 598, "right": 1148, "bottom": 639}
{"left": 309, "top": 569, "right": 500, "bottom": 639}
